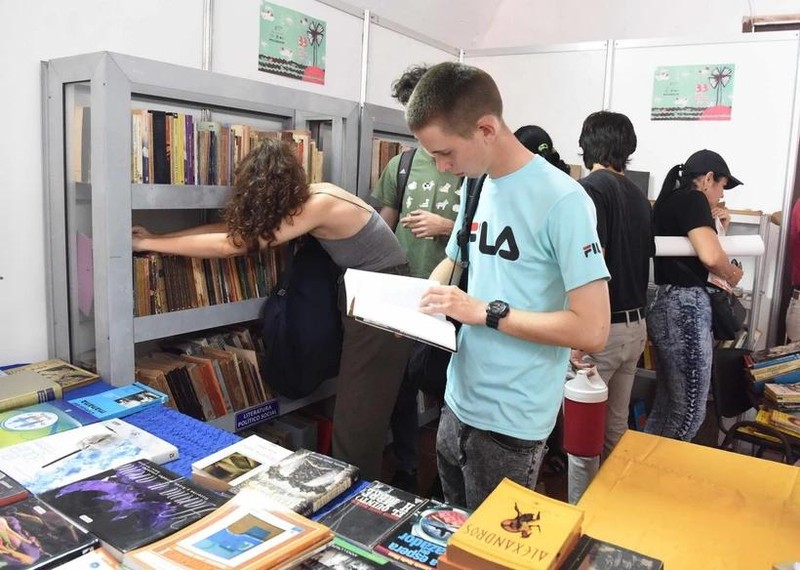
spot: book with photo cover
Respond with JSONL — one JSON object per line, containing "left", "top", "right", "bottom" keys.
{"left": 374, "top": 501, "right": 471, "bottom": 570}
{"left": 122, "top": 489, "right": 333, "bottom": 570}
{"left": 191, "top": 434, "right": 293, "bottom": 491}
{"left": 297, "top": 536, "right": 401, "bottom": 569}
{"left": 0, "top": 418, "right": 179, "bottom": 494}
{"left": 5, "top": 358, "right": 99, "bottom": 391}
{"left": 65, "top": 381, "right": 168, "bottom": 421}
{"left": 40, "top": 459, "right": 230, "bottom": 560}
{"left": 316, "top": 480, "right": 428, "bottom": 549}
{"left": 0, "top": 400, "right": 98, "bottom": 448}
{"left": 344, "top": 269, "right": 457, "bottom": 352}
{"left": 235, "top": 448, "right": 359, "bottom": 517}
{"left": 0, "top": 495, "right": 98, "bottom": 569}
{"left": 558, "top": 534, "right": 664, "bottom": 570}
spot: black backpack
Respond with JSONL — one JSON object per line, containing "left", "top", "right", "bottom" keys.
{"left": 261, "top": 236, "right": 343, "bottom": 399}
{"left": 406, "top": 175, "right": 486, "bottom": 398}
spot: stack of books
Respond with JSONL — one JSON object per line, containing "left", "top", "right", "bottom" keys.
{"left": 744, "top": 341, "right": 800, "bottom": 389}
{"left": 764, "top": 382, "right": 800, "bottom": 412}
{"left": 437, "top": 478, "right": 583, "bottom": 570}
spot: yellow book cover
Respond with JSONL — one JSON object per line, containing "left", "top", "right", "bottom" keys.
{"left": 769, "top": 410, "right": 800, "bottom": 438}
{"left": 446, "top": 478, "right": 583, "bottom": 570}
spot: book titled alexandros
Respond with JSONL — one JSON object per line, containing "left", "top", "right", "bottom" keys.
{"left": 40, "top": 459, "right": 231, "bottom": 560}
{"left": 66, "top": 381, "right": 168, "bottom": 420}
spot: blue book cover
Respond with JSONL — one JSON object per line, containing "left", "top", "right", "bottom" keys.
{"left": 67, "top": 381, "right": 168, "bottom": 420}
{"left": 0, "top": 400, "right": 97, "bottom": 448}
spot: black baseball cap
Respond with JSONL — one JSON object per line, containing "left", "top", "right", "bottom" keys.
{"left": 683, "top": 149, "right": 742, "bottom": 189}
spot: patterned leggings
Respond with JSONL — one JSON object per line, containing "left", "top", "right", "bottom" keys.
{"left": 644, "top": 285, "right": 713, "bottom": 441}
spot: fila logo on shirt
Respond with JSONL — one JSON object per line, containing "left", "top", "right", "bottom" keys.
{"left": 470, "top": 221, "right": 520, "bottom": 261}
{"left": 583, "top": 242, "right": 601, "bottom": 257}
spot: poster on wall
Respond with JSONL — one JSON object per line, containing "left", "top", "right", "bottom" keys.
{"left": 651, "top": 64, "right": 735, "bottom": 121}
{"left": 258, "top": 2, "right": 326, "bottom": 85}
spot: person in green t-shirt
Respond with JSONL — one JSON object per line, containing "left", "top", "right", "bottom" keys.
{"left": 372, "top": 65, "right": 462, "bottom": 494}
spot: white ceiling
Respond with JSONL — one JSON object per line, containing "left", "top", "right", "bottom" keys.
{"left": 346, "top": 0, "right": 502, "bottom": 49}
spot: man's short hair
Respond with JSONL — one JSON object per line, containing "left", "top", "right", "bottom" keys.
{"left": 578, "top": 111, "right": 637, "bottom": 171}
{"left": 405, "top": 62, "right": 503, "bottom": 137}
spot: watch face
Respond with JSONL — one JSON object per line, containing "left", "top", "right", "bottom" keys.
{"left": 489, "top": 300, "right": 509, "bottom": 316}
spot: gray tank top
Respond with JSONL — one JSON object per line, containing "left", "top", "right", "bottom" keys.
{"left": 314, "top": 196, "right": 408, "bottom": 272}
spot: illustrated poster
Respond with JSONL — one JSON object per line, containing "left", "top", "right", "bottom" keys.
{"left": 651, "top": 63, "right": 735, "bottom": 121}
{"left": 258, "top": 2, "right": 326, "bottom": 85}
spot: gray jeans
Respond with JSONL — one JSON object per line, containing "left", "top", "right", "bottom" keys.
{"left": 436, "top": 405, "right": 547, "bottom": 510}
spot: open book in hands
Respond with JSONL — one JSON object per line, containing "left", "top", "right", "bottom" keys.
{"left": 344, "top": 268, "right": 457, "bottom": 352}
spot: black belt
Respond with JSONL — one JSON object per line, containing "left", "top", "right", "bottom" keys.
{"left": 610, "top": 307, "right": 645, "bottom": 324}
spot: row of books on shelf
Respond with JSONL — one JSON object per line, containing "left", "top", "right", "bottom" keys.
{"left": 134, "top": 327, "right": 273, "bottom": 421}
{"left": 132, "top": 249, "right": 282, "bottom": 317}
{"left": 369, "top": 138, "right": 412, "bottom": 190}
{"left": 128, "top": 109, "right": 324, "bottom": 186}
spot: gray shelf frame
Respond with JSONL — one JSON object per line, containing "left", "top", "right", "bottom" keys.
{"left": 44, "top": 52, "right": 359, "bottom": 387}
{"left": 356, "top": 103, "right": 414, "bottom": 198}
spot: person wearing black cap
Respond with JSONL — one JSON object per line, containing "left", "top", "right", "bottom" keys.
{"left": 645, "top": 149, "right": 744, "bottom": 441}
{"left": 514, "top": 125, "right": 571, "bottom": 174}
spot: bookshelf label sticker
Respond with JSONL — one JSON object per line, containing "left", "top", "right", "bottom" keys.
{"left": 235, "top": 399, "right": 280, "bottom": 430}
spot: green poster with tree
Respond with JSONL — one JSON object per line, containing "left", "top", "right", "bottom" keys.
{"left": 258, "top": 2, "right": 326, "bottom": 85}
{"left": 651, "top": 64, "right": 735, "bottom": 121}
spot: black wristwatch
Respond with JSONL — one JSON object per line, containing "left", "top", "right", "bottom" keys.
{"left": 486, "top": 300, "right": 510, "bottom": 329}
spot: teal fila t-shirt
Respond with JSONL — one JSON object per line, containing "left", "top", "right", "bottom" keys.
{"left": 373, "top": 149, "right": 462, "bottom": 279}
{"left": 444, "top": 155, "right": 610, "bottom": 441}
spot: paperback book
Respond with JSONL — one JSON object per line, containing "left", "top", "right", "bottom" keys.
{"left": 47, "top": 548, "right": 121, "bottom": 569}
{"left": 344, "top": 269, "right": 457, "bottom": 352}
{"left": 235, "top": 448, "right": 359, "bottom": 517}
{"left": 122, "top": 489, "right": 333, "bottom": 570}
{"left": 40, "top": 459, "right": 230, "bottom": 560}
{"left": 191, "top": 434, "right": 293, "bottom": 491}
{"left": 66, "top": 381, "right": 168, "bottom": 421}
{"left": 0, "top": 495, "right": 98, "bottom": 569}
{"left": 297, "top": 536, "right": 401, "bottom": 569}
{"left": 4, "top": 358, "right": 99, "bottom": 391}
{"left": 445, "top": 478, "right": 583, "bottom": 570}
{"left": 558, "top": 534, "right": 664, "bottom": 570}
{"left": 0, "top": 469, "right": 28, "bottom": 507}
{"left": 374, "top": 501, "right": 471, "bottom": 570}
{"left": 0, "top": 418, "right": 179, "bottom": 494}
{"left": 316, "top": 480, "right": 428, "bottom": 549}
{"left": 0, "top": 400, "right": 97, "bottom": 448}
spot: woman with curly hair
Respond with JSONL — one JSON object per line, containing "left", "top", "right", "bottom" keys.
{"left": 132, "top": 138, "right": 412, "bottom": 480}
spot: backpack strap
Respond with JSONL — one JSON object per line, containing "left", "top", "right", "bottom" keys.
{"left": 394, "top": 148, "right": 417, "bottom": 211}
{"left": 455, "top": 175, "right": 487, "bottom": 271}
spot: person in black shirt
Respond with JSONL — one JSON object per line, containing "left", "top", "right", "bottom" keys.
{"left": 646, "top": 149, "right": 743, "bottom": 441}
{"left": 568, "top": 111, "right": 652, "bottom": 503}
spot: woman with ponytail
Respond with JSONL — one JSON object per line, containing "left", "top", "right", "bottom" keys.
{"left": 645, "top": 149, "right": 744, "bottom": 441}
{"left": 514, "top": 125, "right": 571, "bottom": 174}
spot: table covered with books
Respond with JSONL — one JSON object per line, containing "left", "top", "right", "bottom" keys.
{"left": 578, "top": 430, "right": 800, "bottom": 569}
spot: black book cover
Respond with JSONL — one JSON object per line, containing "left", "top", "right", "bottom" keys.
{"left": 0, "top": 469, "right": 29, "bottom": 507}
{"left": 148, "top": 110, "right": 170, "bottom": 184}
{"left": 0, "top": 495, "right": 97, "bottom": 569}
{"left": 373, "top": 501, "right": 471, "bottom": 570}
{"left": 558, "top": 534, "right": 664, "bottom": 570}
{"left": 317, "top": 481, "right": 428, "bottom": 549}
{"left": 297, "top": 536, "right": 402, "bottom": 569}
{"left": 40, "top": 459, "right": 229, "bottom": 559}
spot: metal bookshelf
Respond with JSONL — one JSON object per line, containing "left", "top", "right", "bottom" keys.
{"left": 43, "top": 52, "right": 359, "bottom": 431}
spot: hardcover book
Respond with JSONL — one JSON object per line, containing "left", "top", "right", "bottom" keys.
{"left": 235, "top": 449, "right": 359, "bottom": 517}
{"left": 445, "top": 478, "right": 583, "bottom": 570}
{"left": 344, "top": 269, "right": 457, "bottom": 352}
{"left": 122, "top": 489, "right": 333, "bottom": 570}
{"left": 374, "top": 501, "right": 471, "bottom": 570}
{"left": 4, "top": 358, "right": 99, "bottom": 391}
{"left": 0, "top": 400, "right": 97, "bottom": 448}
{"left": 316, "top": 480, "right": 428, "bottom": 549}
{"left": 0, "top": 469, "right": 28, "bottom": 507}
{"left": 0, "top": 369, "right": 62, "bottom": 412}
{"left": 0, "top": 418, "right": 179, "bottom": 494}
{"left": 558, "top": 534, "right": 664, "bottom": 570}
{"left": 191, "top": 434, "right": 293, "bottom": 491}
{"left": 0, "top": 495, "right": 98, "bottom": 569}
{"left": 297, "top": 536, "right": 401, "bottom": 569}
{"left": 66, "top": 381, "right": 169, "bottom": 421}
{"left": 40, "top": 459, "right": 230, "bottom": 560}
